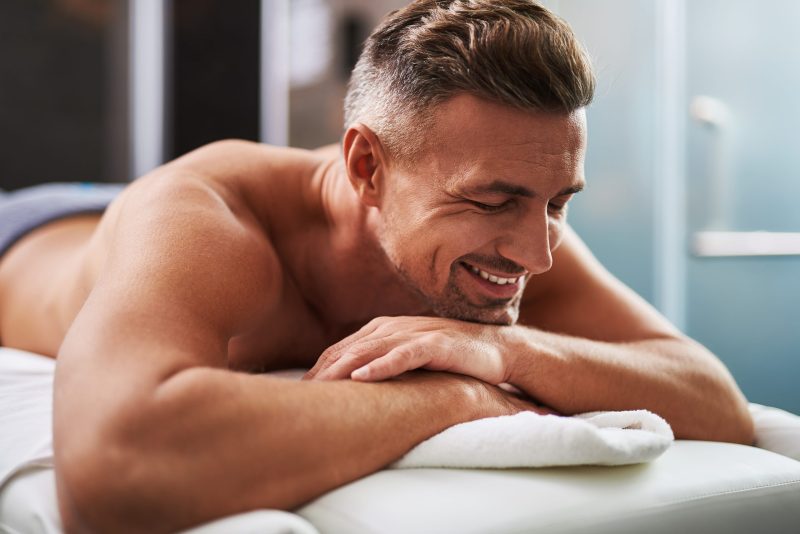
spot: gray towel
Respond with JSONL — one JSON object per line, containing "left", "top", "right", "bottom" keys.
{"left": 0, "top": 182, "right": 125, "bottom": 258}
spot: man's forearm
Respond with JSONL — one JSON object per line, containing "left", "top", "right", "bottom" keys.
{"left": 55, "top": 369, "right": 489, "bottom": 533}
{"left": 499, "top": 326, "right": 754, "bottom": 444}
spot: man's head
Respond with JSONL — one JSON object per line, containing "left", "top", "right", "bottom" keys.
{"left": 341, "top": 0, "right": 594, "bottom": 325}
{"left": 344, "top": 0, "right": 594, "bottom": 161}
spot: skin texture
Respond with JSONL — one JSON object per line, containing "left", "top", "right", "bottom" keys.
{"left": 0, "top": 95, "right": 753, "bottom": 533}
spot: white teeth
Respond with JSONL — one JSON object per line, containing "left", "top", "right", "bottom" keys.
{"left": 465, "top": 263, "right": 521, "bottom": 286}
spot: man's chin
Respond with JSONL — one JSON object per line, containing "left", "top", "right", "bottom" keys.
{"left": 432, "top": 301, "right": 518, "bottom": 326}
{"left": 399, "top": 268, "right": 519, "bottom": 325}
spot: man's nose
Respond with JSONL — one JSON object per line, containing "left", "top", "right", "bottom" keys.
{"left": 496, "top": 209, "right": 554, "bottom": 275}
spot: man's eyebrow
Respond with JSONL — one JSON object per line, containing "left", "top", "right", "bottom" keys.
{"left": 558, "top": 182, "right": 585, "bottom": 196}
{"left": 462, "top": 180, "right": 585, "bottom": 198}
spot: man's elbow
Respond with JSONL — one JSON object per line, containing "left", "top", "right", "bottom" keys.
{"left": 722, "top": 401, "right": 756, "bottom": 446}
{"left": 55, "top": 432, "right": 158, "bottom": 534}
{"left": 710, "top": 373, "right": 756, "bottom": 445}
{"left": 675, "top": 385, "right": 755, "bottom": 446}
{"left": 672, "top": 341, "right": 756, "bottom": 446}
{"left": 53, "top": 387, "right": 187, "bottom": 534}
{"left": 56, "top": 458, "right": 118, "bottom": 534}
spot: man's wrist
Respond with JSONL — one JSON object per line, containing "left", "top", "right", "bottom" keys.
{"left": 493, "top": 324, "right": 524, "bottom": 384}
{"left": 492, "top": 324, "right": 566, "bottom": 399}
{"left": 391, "top": 370, "right": 487, "bottom": 422}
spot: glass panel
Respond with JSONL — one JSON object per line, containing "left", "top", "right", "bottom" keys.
{"left": 686, "top": 0, "right": 800, "bottom": 412}
{"left": 287, "top": 0, "right": 407, "bottom": 150}
{"left": 687, "top": 0, "right": 800, "bottom": 233}
{"left": 553, "top": 0, "right": 659, "bottom": 303}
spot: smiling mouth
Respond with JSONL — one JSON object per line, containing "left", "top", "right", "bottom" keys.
{"left": 459, "top": 261, "right": 525, "bottom": 286}
{"left": 456, "top": 261, "right": 526, "bottom": 302}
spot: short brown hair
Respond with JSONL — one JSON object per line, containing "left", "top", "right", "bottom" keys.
{"left": 344, "top": 0, "right": 595, "bottom": 161}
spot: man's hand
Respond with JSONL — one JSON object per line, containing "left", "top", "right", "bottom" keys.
{"left": 303, "top": 316, "right": 511, "bottom": 385}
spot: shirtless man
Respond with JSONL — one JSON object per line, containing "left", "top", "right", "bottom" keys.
{"left": 0, "top": 1, "right": 753, "bottom": 532}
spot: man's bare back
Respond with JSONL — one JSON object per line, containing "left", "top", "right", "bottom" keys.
{"left": 1, "top": 143, "right": 371, "bottom": 369}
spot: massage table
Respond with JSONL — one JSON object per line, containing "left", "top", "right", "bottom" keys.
{"left": 2, "top": 347, "right": 799, "bottom": 533}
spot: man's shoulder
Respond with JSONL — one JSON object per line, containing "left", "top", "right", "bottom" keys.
{"left": 92, "top": 139, "right": 330, "bottom": 324}
{"left": 112, "top": 138, "right": 313, "bottom": 229}
{"left": 96, "top": 169, "right": 285, "bottom": 317}
{"left": 165, "top": 139, "right": 322, "bottom": 183}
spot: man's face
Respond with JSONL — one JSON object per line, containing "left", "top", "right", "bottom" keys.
{"left": 376, "top": 94, "right": 587, "bottom": 325}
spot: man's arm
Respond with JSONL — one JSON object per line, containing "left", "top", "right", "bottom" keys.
{"left": 306, "top": 227, "right": 753, "bottom": 444}
{"left": 53, "top": 175, "right": 527, "bottom": 533}
{"left": 502, "top": 225, "right": 753, "bottom": 444}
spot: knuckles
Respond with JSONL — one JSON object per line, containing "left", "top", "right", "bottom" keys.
{"left": 314, "top": 316, "right": 474, "bottom": 378}
{"left": 365, "top": 316, "right": 392, "bottom": 330}
{"left": 421, "top": 332, "right": 450, "bottom": 348}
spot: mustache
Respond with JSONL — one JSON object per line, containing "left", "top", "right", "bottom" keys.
{"left": 457, "top": 254, "right": 527, "bottom": 276}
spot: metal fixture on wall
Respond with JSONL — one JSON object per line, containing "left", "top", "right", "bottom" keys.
{"left": 690, "top": 95, "right": 800, "bottom": 257}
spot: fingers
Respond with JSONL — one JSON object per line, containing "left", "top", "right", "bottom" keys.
{"left": 303, "top": 316, "right": 462, "bottom": 382}
{"left": 303, "top": 319, "right": 386, "bottom": 379}
{"left": 500, "top": 388, "right": 560, "bottom": 416}
{"left": 534, "top": 405, "right": 560, "bottom": 416}
{"left": 309, "top": 335, "right": 405, "bottom": 380}
{"left": 350, "top": 346, "right": 428, "bottom": 382}
{"left": 309, "top": 336, "right": 434, "bottom": 382}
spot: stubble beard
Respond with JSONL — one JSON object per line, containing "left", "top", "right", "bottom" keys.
{"left": 394, "top": 261, "right": 521, "bottom": 326}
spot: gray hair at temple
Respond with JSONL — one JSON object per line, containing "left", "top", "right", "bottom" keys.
{"left": 343, "top": 0, "right": 596, "bottom": 162}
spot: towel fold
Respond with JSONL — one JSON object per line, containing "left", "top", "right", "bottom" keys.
{"left": 391, "top": 409, "right": 674, "bottom": 469}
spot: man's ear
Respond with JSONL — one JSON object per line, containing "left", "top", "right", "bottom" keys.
{"left": 342, "top": 124, "right": 387, "bottom": 208}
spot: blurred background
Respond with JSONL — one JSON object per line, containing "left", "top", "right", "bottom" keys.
{"left": 1, "top": 0, "right": 797, "bottom": 412}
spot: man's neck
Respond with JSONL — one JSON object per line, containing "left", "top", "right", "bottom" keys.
{"left": 304, "top": 154, "right": 429, "bottom": 326}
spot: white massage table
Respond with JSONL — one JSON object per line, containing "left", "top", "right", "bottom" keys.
{"left": 2, "top": 347, "right": 799, "bottom": 533}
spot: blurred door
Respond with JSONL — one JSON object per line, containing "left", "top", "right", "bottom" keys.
{"left": 550, "top": 0, "right": 661, "bottom": 306}
{"left": 554, "top": 0, "right": 800, "bottom": 413}
{"left": 685, "top": 0, "right": 800, "bottom": 412}
{"left": 0, "top": 0, "right": 129, "bottom": 189}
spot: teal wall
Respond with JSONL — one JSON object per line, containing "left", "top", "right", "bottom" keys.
{"left": 549, "top": 0, "right": 800, "bottom": 413}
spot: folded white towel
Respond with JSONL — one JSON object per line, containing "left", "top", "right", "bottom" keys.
{"left": 392, "top": 409, "right": 674, "bottom": 469}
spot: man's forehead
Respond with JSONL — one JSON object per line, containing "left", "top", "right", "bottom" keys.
{"left": 426, "top": 94, "right": 587, "bottom": 151}
{"left": 418, "top": 96, "right": 586, "bottom": 194}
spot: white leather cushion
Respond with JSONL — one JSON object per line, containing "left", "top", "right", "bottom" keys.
{"left": 750, "top": 403, "right": 800, "bottom": 461}
{"left": 0, "top": 469, "right": 62, "bottom": 534}
{"left": 297, "top": 440, "right": 800, "bottom": 534}
{"left": 0, "top": 468, "right": 319, "bottom": 534}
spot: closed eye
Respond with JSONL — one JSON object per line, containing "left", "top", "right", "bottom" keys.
{"left": 548, "top": 193, "right": 577, "bottom": 214}
{"left": 468, "top": 200, "right": 512, "bottom": 213}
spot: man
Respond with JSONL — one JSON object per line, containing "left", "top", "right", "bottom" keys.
{"left": 0, "top": 0, "right": 753, "bottom": 532}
